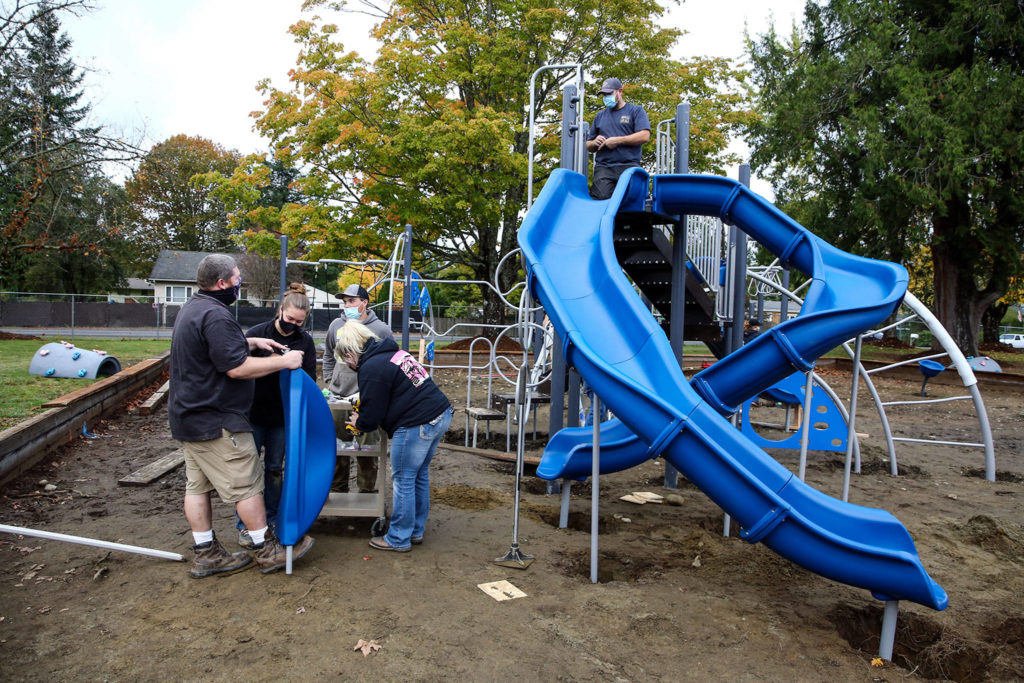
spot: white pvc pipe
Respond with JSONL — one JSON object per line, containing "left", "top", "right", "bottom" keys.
{"left": 0, "top": 523, "right": 185, "bottom": 562}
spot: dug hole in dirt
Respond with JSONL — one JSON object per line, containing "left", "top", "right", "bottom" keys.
{"left": 1, "top": 364, "right": 1023, "bottom": 681}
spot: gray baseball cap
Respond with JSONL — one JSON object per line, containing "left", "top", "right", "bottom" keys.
{"left": 336, "top": 283, "right": 370, "bottom": 300}
{"left": 598, "top": 77, "right": 622, "bottom": 94}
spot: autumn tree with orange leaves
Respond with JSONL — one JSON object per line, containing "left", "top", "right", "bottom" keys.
{"left": 250, "top": 0, "right": 753, "bottom": 321}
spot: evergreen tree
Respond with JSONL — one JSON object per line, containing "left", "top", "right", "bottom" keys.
{"left": 0, "top": 1, "right": 135, "bottom": 291}
{"left": 746, "top": 0, "right": 1024, "bottom": 354}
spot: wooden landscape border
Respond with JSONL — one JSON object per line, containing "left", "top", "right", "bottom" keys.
{"left": 0, "top": 351, "right": 170, "bottom": 487}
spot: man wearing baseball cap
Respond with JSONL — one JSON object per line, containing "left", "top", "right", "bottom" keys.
{"left": 585, "top": 77, "right": 651, "bottom": 199}
{"left": 323, "top": 283, "right": 393, "bottom": 492}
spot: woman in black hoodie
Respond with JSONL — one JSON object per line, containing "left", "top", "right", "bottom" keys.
{"left": 335, "top": 322, "right": 452, "bottom": 552}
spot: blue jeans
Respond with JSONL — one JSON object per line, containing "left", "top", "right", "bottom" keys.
{"left": 384, "top": 407, "right": 453, "bottom": 548}
{"left": 236, "top": 423, "right": 285, "bottom": 531}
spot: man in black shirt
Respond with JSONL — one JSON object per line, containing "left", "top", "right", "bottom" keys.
{"left": 169, "top": 254, "right": 313, "bottom": 577}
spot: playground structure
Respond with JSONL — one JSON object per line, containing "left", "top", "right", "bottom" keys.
{"left": 267, "top": 66, "right": 999, "bottom": 662}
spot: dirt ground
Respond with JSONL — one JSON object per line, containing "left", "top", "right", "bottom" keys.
{"left": 1, "top": 359, "right": 1023, "bottom": 682}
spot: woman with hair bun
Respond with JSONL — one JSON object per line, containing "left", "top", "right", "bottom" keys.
{"left": 235, "top": 283, "right": 317, "bottom": 548}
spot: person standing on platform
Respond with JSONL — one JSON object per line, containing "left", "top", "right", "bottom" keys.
{"left": 586, "top": 77, "right": 651, "bottom": 200}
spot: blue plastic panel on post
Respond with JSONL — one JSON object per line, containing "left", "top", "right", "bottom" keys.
{"left": 276, "top": 368, "right": 336, "bottom": 547}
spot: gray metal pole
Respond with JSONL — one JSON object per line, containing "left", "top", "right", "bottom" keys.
{"left": 729, "top": 165, "right": 750, "bottom": 352}
{"left": 842, "top": 335, "right": 863, "bottom": 502}
{"left": 664, "top": 103, "right": 690, "bottom": 490}
{"left": 567, "top": 369, "right": 581, "bottom": 428}
{"left": 878, "top": 600, "right": 899, "bottom": 660}
{"left": 402, "top": 223, "right": 412, "bottom": 351}
{"left": 669, "top": 103, "right": 690, "bottom": 365}
{"left": 780, "top": 269, "right": 790, "bottom": 323}
{"left": 279, "top": 234, "right": 288, "bottom": 299}
{"left": 560, "top": 85, "right": 580, "bottom": 172}
{"left": 673, "top": 102, "right": 690, "bottom": 178}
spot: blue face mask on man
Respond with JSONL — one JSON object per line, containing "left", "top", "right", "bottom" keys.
{"left": 603, "top": 94, "right": 617, "bottom": 109}
{"left": 344, "top": 306, "right": 361, "bottom": 320}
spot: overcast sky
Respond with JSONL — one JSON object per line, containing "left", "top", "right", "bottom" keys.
{"left": 66, "top": 0, "right": 807, "bottom": 190}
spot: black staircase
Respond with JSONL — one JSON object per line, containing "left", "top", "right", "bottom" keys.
{"left": 613, "top": 210, "right": 723, "bottom": 351}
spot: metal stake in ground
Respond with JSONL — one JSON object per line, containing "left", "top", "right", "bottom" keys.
{"left": 494, "top": 363, "right": 534, "bottom": 569}
{"left": 0, "top": 523, "right": 185, "bottom": 562}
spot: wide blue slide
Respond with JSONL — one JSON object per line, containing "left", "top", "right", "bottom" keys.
{"left": 518, "top": 168, "right": 947, "bottom": 610}
{"left": 276, "top": 368, "right": 335, "bottom": 547}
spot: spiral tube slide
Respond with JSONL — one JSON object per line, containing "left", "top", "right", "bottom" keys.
{"left": 519, "top": 168, "right": 946, "bottom": 610}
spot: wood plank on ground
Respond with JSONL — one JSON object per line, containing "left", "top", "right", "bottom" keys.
{"left": 117, "top": 448, "right": 185, "bottom": 487}
{"left": 139, "top": 380, "right": 170, "bottom": 416}
{"left": 441, "top": 442, "right": 541, "bottom": 466}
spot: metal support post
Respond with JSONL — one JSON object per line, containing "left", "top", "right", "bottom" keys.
{"left": 842, "top": 335, "right": 863, "bottom": 502}
{"left": 878, "top": 600, "right": 899, "bottom": 661}
{"left": 664, "top": 102, "right": 690, "bottom": 490}
{"left": 590, "top": 394, "right": 601, "bottom": 584}
{"left": 729, "top": 164, "right": 750, "bottom": 352}
{"left": 560, "top": 85, "right": 581, "bottom": 172}
{"left": 279, "top": 234, "right": 288, "bottom": 299}
{"left": 402, "top": 223, "right": 412, "bottom": 351}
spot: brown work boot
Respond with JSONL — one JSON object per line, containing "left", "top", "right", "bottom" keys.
{"left": 251, "top": 532, "right": 314, "bottom": 574}
{"left": 190, "top": 537, "right": 252, "bottom": 578}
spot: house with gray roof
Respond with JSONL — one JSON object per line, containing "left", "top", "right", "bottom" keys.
{"left": 148, "top": 250, "right": 238, "bottom": 305}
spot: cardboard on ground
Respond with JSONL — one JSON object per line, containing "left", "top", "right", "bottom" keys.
{"left": 620, "top": 491, "right": 664, "bottom": 505}
{"left": 478, "top": 580, "right": 527, "bottom": 601}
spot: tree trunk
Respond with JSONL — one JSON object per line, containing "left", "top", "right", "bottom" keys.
{"left": 982, "top": 301, "right": 1009, "bottom": 344}
{"left": 930, "top": 200, "right": 981, "bottom": 356}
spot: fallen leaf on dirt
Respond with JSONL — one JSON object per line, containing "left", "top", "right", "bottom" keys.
{"left": 354, "top": 639, "right": 382, "bottom": 656}
{"left": 871, "top": 657, "right": 885, "bottom": 667}
{"left": 37, "top": 606, "right": 50, "bottom": 614}
{"left": 692, "top": 555, "right": 702, "bottom": 568}
{"left": 363, "top": 555, "right": 371, "bottom": 560}
{"left": 295, "top": 606, "right": 306, "bottom": 614}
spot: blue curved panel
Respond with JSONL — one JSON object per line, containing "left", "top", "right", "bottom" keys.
{"left": 276, "top": 368, "right": 335, "bottom": 546}
{"left": 519, "top": 168, "right": 946, "bottom": 610}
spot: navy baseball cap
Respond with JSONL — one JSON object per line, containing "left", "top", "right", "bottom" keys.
{"left": 598, "top": 77, "right": 622, "bottom": 94}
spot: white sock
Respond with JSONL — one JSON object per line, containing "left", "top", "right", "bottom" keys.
{"left": 250, "top": 526, "right": 268, "bottom": 546}
{"left": 193, "top": 529, "right": 214, "bottom": 546}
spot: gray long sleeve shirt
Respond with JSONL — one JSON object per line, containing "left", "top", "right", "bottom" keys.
{"left": 322, "top": 309, "right": 393, "bottom": 397}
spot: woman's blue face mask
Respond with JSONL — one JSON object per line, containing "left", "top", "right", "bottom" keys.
{"left": 603, "top": 94, "right": 617, "bottom": 109}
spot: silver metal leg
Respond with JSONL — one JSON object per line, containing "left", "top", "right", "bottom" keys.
{"left": 878, "top": 600, "right": 899, "bottom": 661}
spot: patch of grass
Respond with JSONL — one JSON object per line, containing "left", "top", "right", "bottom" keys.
{"left": 0, "top": 337, "right": 171, "bottom": 431}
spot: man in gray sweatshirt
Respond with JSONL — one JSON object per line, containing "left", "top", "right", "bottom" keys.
{"left": 323, "top": 284, "right": 393, "bottom": 492}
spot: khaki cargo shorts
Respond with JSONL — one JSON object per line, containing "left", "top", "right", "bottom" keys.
{"left": 182, "top": 430, "right": 264, "bottom": 504}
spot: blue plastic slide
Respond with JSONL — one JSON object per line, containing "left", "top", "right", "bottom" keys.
{"left": 275, "top": 368, "right": 336, "bottom": 546}
{"left": 518, "top": 168, "right": 946, "bottom": 610}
